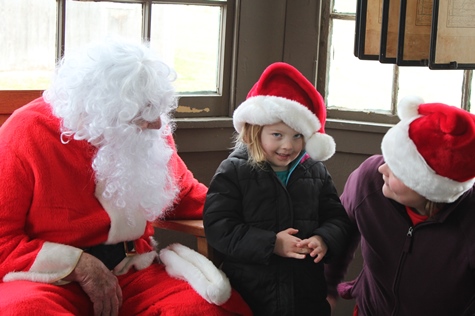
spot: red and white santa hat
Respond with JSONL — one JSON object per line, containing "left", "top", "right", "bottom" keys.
{"left": 233, "top": 62, "right": 336, "bottom": 161}
{"left": 381, "top": 95, "right": 475, "bottom": 203}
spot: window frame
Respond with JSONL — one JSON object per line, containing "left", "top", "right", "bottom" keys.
{"left": 4, "top": 0, "right": 474, "bottom": 126}
{"left": 1, "top": 0, "right": 236, "bottom": 119}
{"left": 317, "top": 1, "right": 474, "bottom": 125}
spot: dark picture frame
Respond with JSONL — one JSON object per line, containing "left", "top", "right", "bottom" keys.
{"left": 397, "top": 0, "right": 432, "bottom": 66}
{"left": 429, "top": 0, "right": 475, "bottom": 69}
{"left": 355, "top": 0, "right": 381, "bottom": 60}
{"left": 354, "top": 0, "right": 362, "bottom": 57}
{"left": 379, "top": 0, "right": 400, "bottom": 63}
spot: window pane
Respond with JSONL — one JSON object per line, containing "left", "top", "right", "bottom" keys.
{"left": 398, "top": 67, "right": 463, "bottom": 107}
{"left": 0, "top": 0, "right": 56, "bottom": 90}
{"left": 327, "top": 19, "right": 393, "bottom": 112}
{"left": 65, "top": 0, "right": 142, "bottom": 53}
{"left": 333, "top": 0, "right": 357, "bottom": 14}
{"left": 150, "top": 4, "right": 221, "bottom": 94}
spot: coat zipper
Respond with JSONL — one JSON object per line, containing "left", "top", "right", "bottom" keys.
{"left": 391, "top": 226, "right": 413, "bottom": 316}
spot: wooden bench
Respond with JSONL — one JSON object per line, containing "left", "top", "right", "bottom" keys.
{"left": 1, "top": 91, "right": 215, "bottom": 264}
{"left": 153, "top": 219, "right": 220, "bottom": 265}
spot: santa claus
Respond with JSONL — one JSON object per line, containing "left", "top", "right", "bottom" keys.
{"left": 0, "top": 37, "right": 251, "bottom": 315}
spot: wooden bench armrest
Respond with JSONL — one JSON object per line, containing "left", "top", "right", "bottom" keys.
{"left": 153, "top": 219, "right": 205, "bottom": 237}
{"left": 153, "top": 219, "right": 220, "bottom": 265}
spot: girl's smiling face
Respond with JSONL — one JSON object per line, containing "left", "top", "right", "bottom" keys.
{"left": 260, "top": 121, "right": 304, "bottom": 171}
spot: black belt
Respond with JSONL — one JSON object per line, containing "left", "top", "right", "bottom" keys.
{"left": 84, "top": 241, "right": 136, "bottom": 270}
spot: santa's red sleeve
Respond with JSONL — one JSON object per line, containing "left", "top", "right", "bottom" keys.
{"left": 0, "top": 99, "right": 84, "bottom": 285}
{"left": 0, "top": 98, "right": 156, "bottom": 284}
{"left": 163, "top": 135, "right": 208, "bottom": 220}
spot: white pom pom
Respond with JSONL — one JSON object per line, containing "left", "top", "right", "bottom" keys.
{"left": 398, "top": 95, "right": 424, "bottom": 120}
{"left": 305, "top": 133, "right": 336, "bottom": 161}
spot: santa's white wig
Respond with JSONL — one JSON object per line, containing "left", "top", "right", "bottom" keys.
{"left": 44, "top": 37, "right": 178, "bottom": 143}
{"left": 43, "top": 37, "right": 180, "bottom": 222}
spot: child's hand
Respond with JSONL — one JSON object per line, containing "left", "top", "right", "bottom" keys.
{"left": 297, "top": 235, "right": 328, "bottom": 263}
{"left": 273, "top": 228, "right": 307, "bottom": 259}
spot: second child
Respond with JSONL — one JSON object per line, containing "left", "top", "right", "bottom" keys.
{"left": 203, "top": 62, "right": 352, "bottom": 316}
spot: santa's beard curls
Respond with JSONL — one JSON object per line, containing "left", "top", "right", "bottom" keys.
{"left": 92, "top": 121, "right": 179, "bottom": 225}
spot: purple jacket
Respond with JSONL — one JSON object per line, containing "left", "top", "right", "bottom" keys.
{"left": 326, "top": 155, "right": 475, "bottom": 316}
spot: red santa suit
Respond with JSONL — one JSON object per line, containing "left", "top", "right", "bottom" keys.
{"left": 0, "top": 97, "right": 251, "bottom": 315}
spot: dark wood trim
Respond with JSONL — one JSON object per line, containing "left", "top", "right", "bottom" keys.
{"left": 0, "top": 90, "right": 43, "bottom": 125}
{"left": 153, "top": 219, "right": 222, "bottom": 265}
{"left": 0, "top": 90, "right": 43, "bottom": 112}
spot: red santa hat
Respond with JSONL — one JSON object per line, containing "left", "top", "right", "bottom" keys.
{"left": 233, "top": 62, "right": 336, "bottom": 161}
{"left": 381, "top": 95, "right": 475, "bottom": 203}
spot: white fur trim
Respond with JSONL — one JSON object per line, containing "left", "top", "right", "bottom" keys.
{"left": 305, "top": 132, "right": 336, "bottom": 161}
{"left": 3, "top": 242, "right": 82, "bottom": 283}
{"left": 234, "top": 95, "right": 336, "bottom": 160}
{"left": 233, "top": 95, "right": 320, "bottom": 138}
{"left": 95, "top": 181, "right": 147, "bottom": 244}
{"left": 381, "top": 118, "right": 475, "bottom": 203}
{"left": 397, "top": 95, "right": 424, "bottom": 120}
{"left": 113, "top": 251, "right": 158, "bottom": 275}
{"left": 159, "top": 243, "right": 231, "bottom": 305}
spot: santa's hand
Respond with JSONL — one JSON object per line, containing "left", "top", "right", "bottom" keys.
{"left": 64, "top": 252, "right": 122, "bottom": 316}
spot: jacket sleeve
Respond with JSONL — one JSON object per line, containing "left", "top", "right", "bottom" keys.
{"left": 324, "top": 159, "right": 370, "bottom": 299}
{"left": 313, "top": 165, "right": 353, "bottom": 260}
{"left": 0, "top": 142, "right": 82, "bottom": 284}
{"left": 162, "top": 135, "right": 208, "bottom": 220}
{"left": 203, "top": 159, "right": 276, "bottom": 265}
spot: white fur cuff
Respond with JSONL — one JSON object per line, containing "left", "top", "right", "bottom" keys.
{"left": 159, "top": 243, "right": 231, "bottom": 305}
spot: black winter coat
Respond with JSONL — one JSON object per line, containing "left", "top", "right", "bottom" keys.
{"left": 203, "top": 146, "right": 352, "bottom": 316}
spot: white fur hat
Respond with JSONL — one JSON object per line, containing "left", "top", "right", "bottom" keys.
{"left": 233, "top": 62, "right": 335, "bottom": 161}
{"left": 381, "top": 95, "right": 475, "bottom": 203}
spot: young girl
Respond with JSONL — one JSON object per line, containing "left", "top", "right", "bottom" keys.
{"left": 203, "top": 62, "right": 352, "bottom": 315}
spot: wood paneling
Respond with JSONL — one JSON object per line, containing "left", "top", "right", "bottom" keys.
{"left": 0, "top": 90, "right": 43, "bottom": 125}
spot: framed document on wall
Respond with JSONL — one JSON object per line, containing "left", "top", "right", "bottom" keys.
{"left": 397, "top": 0, "right": 432, "bottom": 66}
{"left": 355, "top": 0, "right": 381, "bottom": 60}
{"left": 380, "top": 0, "right": 400, "bottom": 63}
{"left": 429, "top": 0, "right": 475, "bottom": 69}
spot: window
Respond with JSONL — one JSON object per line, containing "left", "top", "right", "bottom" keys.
{"left": 319, "top": 0, "right": 474, "bottom": 124}
{"left": 0, "top": 0, "right": 57, "bottom": 90}
{"left": 0, "top": 0, "right": 234, "bottom": 118}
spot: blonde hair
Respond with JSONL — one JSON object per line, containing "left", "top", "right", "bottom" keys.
{"left": 235, "top": 123, "right": 267, "bottom": 168}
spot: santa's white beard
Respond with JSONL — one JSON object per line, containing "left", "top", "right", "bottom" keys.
{"left": 92, "top": 123, "right": 179, "bottom": 225}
